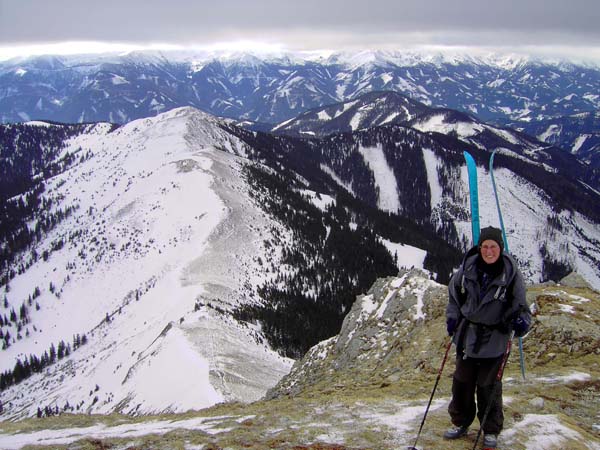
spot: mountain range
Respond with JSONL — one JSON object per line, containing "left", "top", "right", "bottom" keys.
{"left": 1, "top": 51, "right": 599, "bottom": 154}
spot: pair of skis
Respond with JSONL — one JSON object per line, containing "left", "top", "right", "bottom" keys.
{"left": 464, "top": 150, "right": 526, "bottom": 381}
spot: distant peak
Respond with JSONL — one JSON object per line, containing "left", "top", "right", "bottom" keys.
{"left": 153, "top": 106, "right": 220, "bottom": 124}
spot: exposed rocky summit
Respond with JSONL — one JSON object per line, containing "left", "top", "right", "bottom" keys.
{"left": 265, "top": 269, "right": 600, "bottom": 449}
{"left": 267, "top": 269, "right": 449, "bottom": 399}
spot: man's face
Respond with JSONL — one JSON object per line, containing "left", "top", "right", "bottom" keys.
{"left": 480, "top": 239, "right": 501, "bottom": 264}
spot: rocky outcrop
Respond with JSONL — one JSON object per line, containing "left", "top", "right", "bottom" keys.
{"left": 560, "top": 271, "right": 594, "bottom": 290}
{"left": 267, "top": 268, "right": 449, "bottom": 399}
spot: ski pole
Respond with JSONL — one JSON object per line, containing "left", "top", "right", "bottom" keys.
{"left": 471, "top": 330, "right": 516, "bottom": 450}
{"left": 518, "top": 336, "right": 526, "bottom": 380}
{"left": 407, "top": 331, "right": 456, "bottom": 450}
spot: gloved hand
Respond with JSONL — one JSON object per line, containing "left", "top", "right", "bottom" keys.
{"left": 446, "top": 318, "right": 458, "bottom": 336}
{"left": 512, "top": 316, "right": 530, "bottom": 336}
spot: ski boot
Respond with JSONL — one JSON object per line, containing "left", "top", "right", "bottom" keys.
{"left": 483, "top": 433, "right": 498, "bottom": 449}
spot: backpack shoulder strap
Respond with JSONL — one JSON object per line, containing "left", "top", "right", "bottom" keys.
{"left": 458, "top": 274, "right": 467, "bottom": 306}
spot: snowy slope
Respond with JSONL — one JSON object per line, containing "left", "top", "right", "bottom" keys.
{"left": 1, "top": 107, "right": 293, "bottom": 418}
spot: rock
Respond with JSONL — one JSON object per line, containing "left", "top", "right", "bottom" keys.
{"left": 529, "top": 397, "right": 545, "bottom": 410}
{"left": 560, "top": 272, "right": 593, "bottom": 290}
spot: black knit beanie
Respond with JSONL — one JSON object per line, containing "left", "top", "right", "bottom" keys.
{"left": 478, "top": 226, "right": 504, "bottom": 251}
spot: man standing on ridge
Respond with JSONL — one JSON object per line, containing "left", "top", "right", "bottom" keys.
{"left": 444, "top": 226, "right": 531, "bottom": 449}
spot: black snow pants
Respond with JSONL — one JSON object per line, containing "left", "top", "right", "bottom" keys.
{"left": 448, "top": 355, "right": 504, "bottom": 434}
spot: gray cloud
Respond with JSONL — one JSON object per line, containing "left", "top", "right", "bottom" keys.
{"left": 1, "top": 0, "right": 599, "bottom": 51}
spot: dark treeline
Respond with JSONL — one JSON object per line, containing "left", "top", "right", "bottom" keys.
{"left": 234, "top": 165, "right": 401, "bottom": 358}
{"left": 0, "top": 123, "right": 92, "bottom": 200}
{"left": 0, "top": 333, "right": 87, "bottom": 392}
{"left": 332, "top": 188, "right": 462, "bottom": 283}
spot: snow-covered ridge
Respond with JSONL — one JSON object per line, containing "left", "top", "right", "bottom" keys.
{"left": 0, "top": 107, "right": 292, "bottom": 419}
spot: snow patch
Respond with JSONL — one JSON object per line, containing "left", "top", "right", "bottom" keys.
{"left": 380, "top": 238, "right": 426, "bottom": 271}
{"left": 572, "top": 135, "right": 588, "bottom": 154}
{"left": 380, "top": 73, "right": 393, "bottom": 84}
{"left": 534, "top": 371, "right": 591, "bottom": 384}
{"left": 413, "top": 114, "right": 483, "bottom": 138}
{"left": 24, "top": 121, "right": 55, "bottom": 127}
{"left": 317, "top": 110, "right": 332, "bottom": 121}
{"left": 0, "top": 414, "right": 254, "bottom": 450}
{"left": 349, "top": 111, "right": 363, "bottom": 130}
{"left": 502, "top": 414, "right": 584, "bottom": 449}
{"left": 301, "top": 189, "right": 335, "bottom": 211}
{"left": 334, "top": 100, "right": 358, "bottom": 118}
{"left": 380, "top": 112, "right": 400, "bottom": 125}
{"left": 123, "top": 326, "right": 224, "bottom": 410}
{"left": 422, "top": 148, "right": 443, "bottom": 211}
{"left": 362, "top": 399, "right": 446, "bottom": 437}
{"left": 111, "top": 74, "right": 129, "bottom": 85}
{"left": 357, "top": 144, "right": 400, "bottom": 213}
{"left": 538, "top": 124, "right": 561, "bottom": 142}
{"left": 558, "top": 303, "right": 576, "bottom": 314}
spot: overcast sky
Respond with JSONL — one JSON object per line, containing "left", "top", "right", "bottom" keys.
{"left": 1, "top": 0, "right": 599, "bottom": 61}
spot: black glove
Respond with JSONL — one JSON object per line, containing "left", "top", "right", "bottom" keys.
{"left": 446, "top": 318, "right": 458, "bottom": 336}
{"left": 512, "top": 316, "right": 530, "bottom": 336}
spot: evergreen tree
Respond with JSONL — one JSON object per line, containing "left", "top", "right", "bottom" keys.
{"left": 49, "top": 343, "right": 56, "bottom": 363}
{"left": 19, "top": 303, "right": 28, "bottom": 322}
